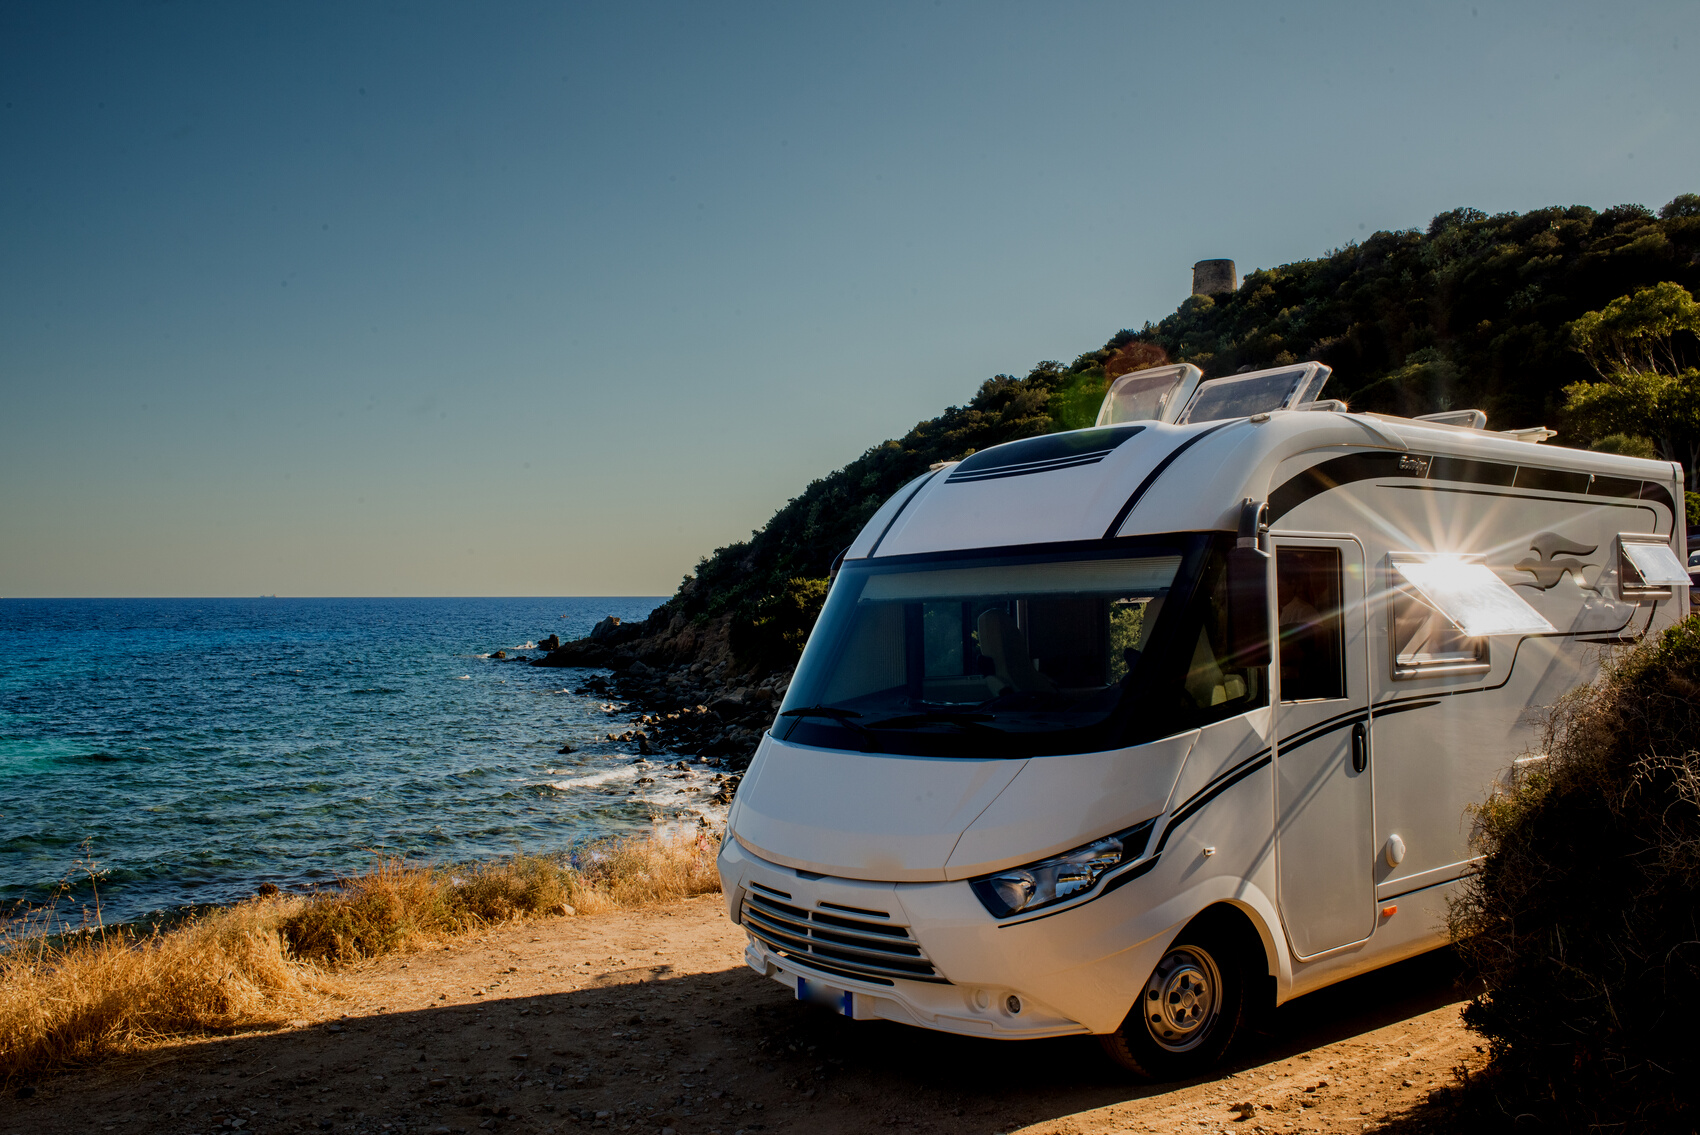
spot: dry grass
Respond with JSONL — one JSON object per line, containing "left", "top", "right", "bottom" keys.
{"left": 1, "top": 830, "right": 721, "bottom": 1084}
{"left": 0, "top": 899, "right": 339, "bottom": 1085}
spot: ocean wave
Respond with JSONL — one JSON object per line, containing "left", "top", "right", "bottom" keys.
{"left": 542, "top": 765, "right": 644, "bottom": 790}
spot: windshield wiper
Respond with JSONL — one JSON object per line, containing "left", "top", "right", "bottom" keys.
{"left": 778, "top": 705, "right": 883, "bottom": 751}
{"left": 867, "top": 711, "right": 1009, "bottom": 735}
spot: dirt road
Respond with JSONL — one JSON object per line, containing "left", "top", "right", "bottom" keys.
{"left": 7, "top": 895, "right": 1482, "bottom": 1135}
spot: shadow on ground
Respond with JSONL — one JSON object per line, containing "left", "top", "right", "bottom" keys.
{"left": 12, "top": 948, "right": 1476, "bottom": 1134}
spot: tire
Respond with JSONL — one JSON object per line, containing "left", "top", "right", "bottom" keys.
{"left": 1099, "top": 923, "right": 1250, "bottom": 1080}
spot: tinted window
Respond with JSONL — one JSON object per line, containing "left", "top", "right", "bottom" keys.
{"left": 1276, "top": 547, "right": 1345, "bottom": 701}
{"left": 777, "top": 536, "right": 1267, "bottom": 757}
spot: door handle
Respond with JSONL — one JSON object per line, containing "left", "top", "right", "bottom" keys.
{"left": 1351, "top": 721, "right": 1369, "bottom": 773}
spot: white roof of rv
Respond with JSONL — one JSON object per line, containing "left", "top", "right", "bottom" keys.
{"left": 844, "top": 408, "right": 1681, "bottom": 561}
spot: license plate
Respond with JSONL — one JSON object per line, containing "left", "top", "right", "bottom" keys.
{"left": 796, "top": 976, "right": 854, "bottom": 1016}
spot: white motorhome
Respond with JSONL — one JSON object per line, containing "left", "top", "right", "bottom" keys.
{"left": 716, "top": 362, "right": 1690, "bottom": 1077}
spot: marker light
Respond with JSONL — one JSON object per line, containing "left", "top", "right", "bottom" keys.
{"left": 970, "top": 819, "right": 1155, "bottom": 919}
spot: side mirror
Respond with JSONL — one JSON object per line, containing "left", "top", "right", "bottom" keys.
{"left": 1226, "top": 499, "right": 1270, "bottom": 667}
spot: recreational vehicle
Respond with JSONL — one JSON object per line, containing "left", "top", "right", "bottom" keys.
{"left": 716, "top": 362, "right": 1690, "bottom": 1077}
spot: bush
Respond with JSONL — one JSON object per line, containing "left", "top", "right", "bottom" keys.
{"left": 1450, "top": 615, "right": 1700, "bottom": 1131}
{"left": 1588, "top": 432, "right": 1660, "bottom": 459}
{"left": 728, "top": 576, "right": 830, "bottom": 671}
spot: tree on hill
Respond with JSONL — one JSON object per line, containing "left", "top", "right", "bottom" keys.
{"left": 1560, "top": 281, "right": 1700, "bottom": 488}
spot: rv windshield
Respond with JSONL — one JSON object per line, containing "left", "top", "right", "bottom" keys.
{"left": 775, "top": 536, "right": 1265, "bottom": 758}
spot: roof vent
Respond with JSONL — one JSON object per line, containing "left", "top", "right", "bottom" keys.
{"left": 1414, "top": 409, "right": 1488, "bottom": 429}
{"left": 1094, "top": 363, "right": 1203, "bottom": 426}
{"left": 1178, "top": 363, "right": 1331, "bottom": 425}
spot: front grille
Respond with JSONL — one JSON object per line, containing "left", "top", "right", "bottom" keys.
{"left": 741, "top": 887, "right": 945, "bottom": 986}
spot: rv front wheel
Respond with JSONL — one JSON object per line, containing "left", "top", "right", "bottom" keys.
{"left": 1100, "top": 932, "right": 1248, "bottom": 1079}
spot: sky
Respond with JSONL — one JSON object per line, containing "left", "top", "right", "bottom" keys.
{"left": 2, "top": 1, "right": 1697, "bottom": 598}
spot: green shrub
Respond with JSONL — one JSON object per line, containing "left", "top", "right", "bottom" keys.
{"left": 1449, "top": 615, "right": 1700, "bottom": 1131}
{"left": 729, "top": 576, "right": 830, "bottom": 671}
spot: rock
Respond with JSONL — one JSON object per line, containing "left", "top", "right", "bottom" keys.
{"left": 539, "top": 634, "right": 561, "bottom": 651}
{"left": 553, "top": 903, "right": 576, "bottom": 916}
{"left": 256, "top": 882, "right": 280, "bottom": 898}
{"left": 629, "top": 659, "right": 653, "bottom": 676}
{"left": 492, "top": 650, "right": 507, "bottom": 659}
{"left": 590, "top": 616, "right": 623, "bottom": 644}
{"left": 557, "top": 743, "right": 574, "bottom": 754}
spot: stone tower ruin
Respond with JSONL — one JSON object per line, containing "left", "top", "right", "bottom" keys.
{"left": 1192, "top": 259, "right": 1238, "bottom": 296}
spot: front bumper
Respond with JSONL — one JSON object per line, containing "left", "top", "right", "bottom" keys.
{"left": 719, "top": 835, "right": 1182, "bottom": 1039}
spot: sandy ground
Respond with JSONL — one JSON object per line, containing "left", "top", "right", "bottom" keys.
{"left": 7, "top": 895, "right": 1483, "bottom": 1135}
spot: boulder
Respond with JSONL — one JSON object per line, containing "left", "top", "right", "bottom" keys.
{"left": 530, "top": 640, "right": 612, "bottom": 668}
{"left": 539, "top": 634, "right": 561, "bottom": 652}
{"left": 590, "top": 616, "right": 623, "bottom": 644}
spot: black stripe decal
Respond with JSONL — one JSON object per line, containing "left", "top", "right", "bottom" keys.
{"left": 947, "top": 453, "right": 1114, "bottom": 483}
{"left": 1266, "top": 450, "right": 1663, "bottom": 524}
{"left": 1274, "top": 713, "right": 1366, "bottom": 757}
{"left": 1370, "top": 699, "right": 1440, "bottom": 718}
{"left": 1102, "top": 421, "right": 1236, "bottom": 538}
{"left": 1380, "top": 869, "right": 1476, "bottom": 903}
{"left": 1155, "top": 699, "right": 1444, "bottom": 854}
{"left": 1170, "top": 745, "right": 1277, "bottom": 818}
{"left": 1381, "top": 483, "right": 1656, "bottom": 512}
{"left": 1640, "top": 480, "right": 1678, "bottom": 519}
{"left": 865, "top": 468, "right": 944, "bottom": 558}
{"left": 1153, "top": 754, "right": 1273, "bottom": 854}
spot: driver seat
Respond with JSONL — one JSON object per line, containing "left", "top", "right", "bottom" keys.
{"left": 976, "top": 609, "right": 1057, "bottom": 695}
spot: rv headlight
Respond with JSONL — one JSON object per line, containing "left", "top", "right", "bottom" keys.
{"left": 969, "top": 820, "right": 1155, "bottom": 919}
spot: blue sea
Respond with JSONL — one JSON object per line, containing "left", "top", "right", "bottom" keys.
{"left": 0, "top": 597, "right": 706, "bottom": 929}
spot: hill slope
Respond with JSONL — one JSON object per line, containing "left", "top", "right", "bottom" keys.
{"left": 541, "top": 195, "right": 1700, "bottom": 701}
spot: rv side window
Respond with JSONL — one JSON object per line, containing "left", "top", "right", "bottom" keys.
{"left": 1276, "top": 547, "right": 1345, "bottom": 701}
{"left": 1388, "top": 556, "right": 1491, "bottom": 678}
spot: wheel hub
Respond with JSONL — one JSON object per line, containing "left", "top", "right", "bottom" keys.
{"left": 1143, "top": 945, "right": 1222, "bottom": 1052}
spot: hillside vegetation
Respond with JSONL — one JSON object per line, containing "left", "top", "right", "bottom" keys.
{"left": 638, "top": 195, "right": 1700, "bottom": 669}
{"left": 1448, "top": 614, "right": 1700, "bottom": 1132}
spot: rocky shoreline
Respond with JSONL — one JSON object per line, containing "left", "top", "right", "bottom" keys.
{"left": 502, "top": 608, "right": 794, "bottom": 803}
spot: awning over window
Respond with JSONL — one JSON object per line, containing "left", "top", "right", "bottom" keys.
{"left": 1391, "top": 559, "right": 1556, "bottom": 637}
{"left": 1620, "top": 538, "right": 1690, "bottom": 587}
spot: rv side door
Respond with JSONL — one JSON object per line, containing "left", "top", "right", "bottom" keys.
{"left": 1270, "top": 535, "right": 1376, "bottom": 959}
